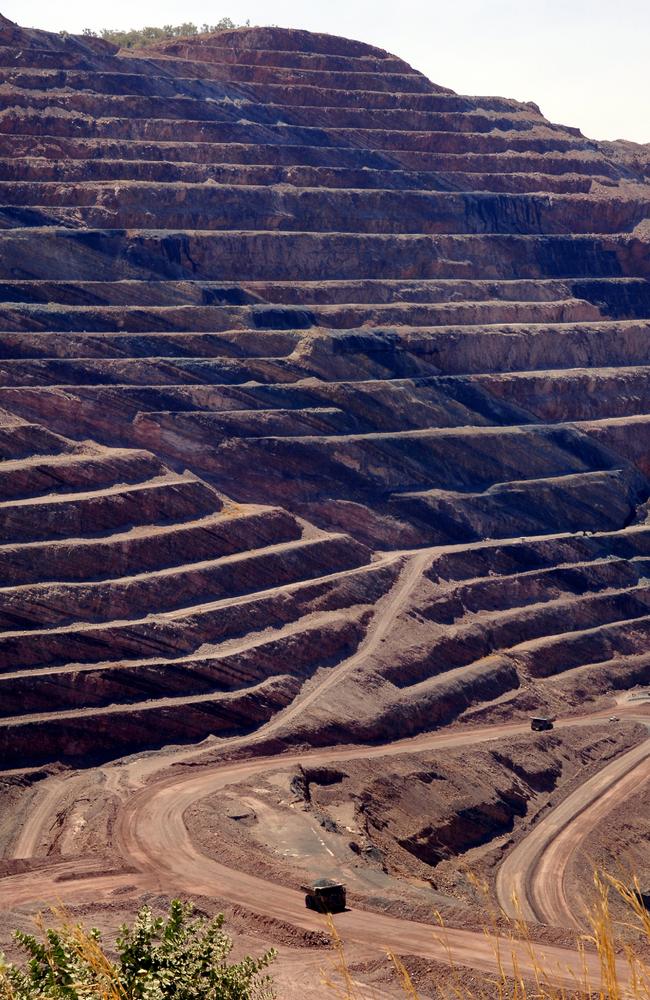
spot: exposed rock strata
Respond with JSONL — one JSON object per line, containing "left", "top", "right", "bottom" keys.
{"left": 0, "top": 18, "right": 649, "bottom": 765}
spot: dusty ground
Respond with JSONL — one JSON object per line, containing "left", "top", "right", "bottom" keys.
{"left": 0, "top": 709, "right": 647, "bottom": 999}
{"left": 568, "top": 781, "right": 650, "bottom": 929}
{"left": 185, "top": 723, "right": 644, "bottom": 933}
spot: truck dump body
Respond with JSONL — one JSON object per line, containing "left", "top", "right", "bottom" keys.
{"left": 301, "top": 878, "right": 347, "bottom": 913}
{"left": 531, "top": 717, "right": 554, "bottom": 731}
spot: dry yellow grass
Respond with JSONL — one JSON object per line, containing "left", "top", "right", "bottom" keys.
{"left": 0, "top": 907, "right": 126, "bottom": 1000}
{"left": 322, "top": 872, "right": 650, "bottom": 1000}
{"left": 1, "top": 873, "right": 649, "bottom": 998}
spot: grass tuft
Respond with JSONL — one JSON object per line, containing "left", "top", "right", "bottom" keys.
{"left": 322, "top": 871, "right": 650, "bottom": 999}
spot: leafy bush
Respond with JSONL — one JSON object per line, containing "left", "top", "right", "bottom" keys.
{"left": 0, "top": 900, "right": 276, "bottom": 999}
{"left": 81, "top": 20, "right": 250, "bottom": 49}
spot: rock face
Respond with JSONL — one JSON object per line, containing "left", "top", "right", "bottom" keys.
{"left": 1, "top": 20, "right": 650, "bottom": 765}
{"left": 236, "top": 727, "right": 636, "bottom": 882}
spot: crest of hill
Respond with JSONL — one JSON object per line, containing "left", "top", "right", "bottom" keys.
{"left": 147, "top": 24, "right": 444, "bottom": 76}
{"left": 123, "top": 23, "right": 638, "bottom": 154}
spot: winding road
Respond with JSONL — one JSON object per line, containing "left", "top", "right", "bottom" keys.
{"left": 0, "top": 709, "right": 646, "bottom": 992}
{"left": 0, "top": 550, "right": 648, "bottom": 993}
{"left": 497, "top": 732, "right": 650, "bottom": 929}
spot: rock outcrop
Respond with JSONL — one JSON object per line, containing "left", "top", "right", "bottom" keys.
{"left": 1, "top": 20, "right": 649, "bottom": 765}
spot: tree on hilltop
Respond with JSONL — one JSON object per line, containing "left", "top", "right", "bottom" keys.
{"left": 81, "top": 19, "right": 250, "bottom": 49}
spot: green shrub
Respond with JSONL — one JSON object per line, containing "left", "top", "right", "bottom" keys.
{"left": 0, "top": 900, "right": 276, "bottom": 1000}
{"left": 80, "top": 20, "right": 249, "bottom": 49}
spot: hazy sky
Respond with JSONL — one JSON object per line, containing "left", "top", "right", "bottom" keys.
{"left": 8, "top": 0, "right": 650, "bottom": 144}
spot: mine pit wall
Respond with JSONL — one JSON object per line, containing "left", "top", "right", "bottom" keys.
{"left": 0, "top": 17, "right": 650, "bottom": 767}
{"left": 1, "top": 230, "right": 647, "bottom": 283}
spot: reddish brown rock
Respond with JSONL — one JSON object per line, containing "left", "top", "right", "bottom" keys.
{"left": 0, "top": 19, "right": 649, "bottom": 768}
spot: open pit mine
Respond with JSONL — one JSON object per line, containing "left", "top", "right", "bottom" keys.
{"left": 0, "top": 14, "right": 649, "bottom": 998}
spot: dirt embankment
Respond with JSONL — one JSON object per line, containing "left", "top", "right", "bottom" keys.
{"left": 568, "top": 780, "right": 650, "bottom": 928}
{"left": 186, "top": 723, "right": 644, "bottom": 923}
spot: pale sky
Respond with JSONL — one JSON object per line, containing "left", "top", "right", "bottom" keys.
{"left": 7, "top": 0, "right": 650, "bottom": 145}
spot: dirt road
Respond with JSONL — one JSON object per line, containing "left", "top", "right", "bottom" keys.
{"left": 0, "top": 548, "right": 648, "bottom": 991}
{"left": 496, "top": 731, "right": 650, "bottom": 928}
{"left": 0, "top": 710, "right": 645, "bottom": 992}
